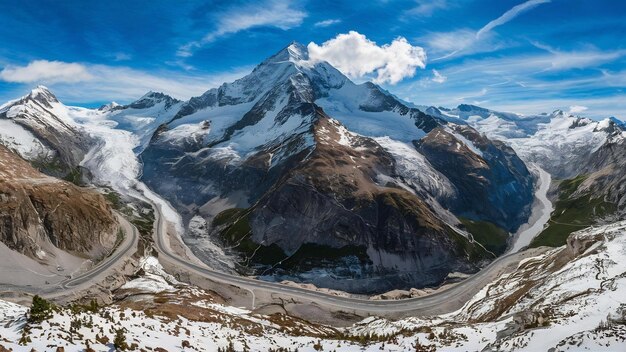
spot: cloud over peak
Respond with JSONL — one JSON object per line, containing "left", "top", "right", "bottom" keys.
{"left": 569, "top": 105, "right": 588, "bottom": 114}
{"left": 307, "top": 31, "right": 426, "bottom": 84}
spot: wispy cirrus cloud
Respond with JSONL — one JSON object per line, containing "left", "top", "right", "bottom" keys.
{"left": 405, "top": 0, "right": 449, "bottom": 17}
{"left": 431, "top": 69, "right": 447, "bottom": 83}
{"left": 476, "top": 0, "right": 551, "bottom": 39}
{"left": 307, "top": 31, "right": 426, "bottom": 84}
{"left": 396, "top": 47, "right": 626, "bottom": 119}
{"left": 314, "top": 19, "right": 341, "bottom": 27}
{"left": 177, "top": 0, "right": 306, "bottom": 58}
{"left": 424, "top": 0, "right": 551, "bottom": 60}
{"left": 111, "top": 52, "right": 132, "bottom": 62}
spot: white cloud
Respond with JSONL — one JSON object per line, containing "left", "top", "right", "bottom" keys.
{"left": 0, "top": 60, "right": 252, "bottom": 103}
{"left": 307, "top": 31, "right": 427, "bottom": 84}
{"left": 0, "top": 60, "right": 93, "bottom": 83}
{"left": 431, "top": 69, "right": 447, "bottom": 83}
{"left": 178, "top": 0, "right": 306, "bottom": 57}
{"left": 476, "top": 0, "right": 551, "bottom": 39}
{"left": 314, "top": 19, "right": 341, "bottom": 27}
{"left": 406, "top": 0, "right": 449, "bottom": 17}
{"left": 569, "top": 105, "right": 588, "bottom": 114}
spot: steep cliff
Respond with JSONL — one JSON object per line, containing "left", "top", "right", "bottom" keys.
{"left": 0, "top": 145, "right": 118, "bottom": 261}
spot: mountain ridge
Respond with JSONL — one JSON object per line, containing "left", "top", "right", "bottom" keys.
{"left": 137, "top": 43, "right": 535, "bottom": 293}
{"left": 1, "top": 42, "right": 623, "bottom": 293}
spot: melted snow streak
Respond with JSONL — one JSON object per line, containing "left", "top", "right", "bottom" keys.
{"left": 2, "top": 222, "right": 625, "bottom": 351}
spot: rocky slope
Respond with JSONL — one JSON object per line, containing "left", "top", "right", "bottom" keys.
{"left": 230, "top": 112, "right": 491, "bottom": 293}
{"left": 416, "top": 124, "right": 533, "bottom": 232}
{"left": 139, "top": 43, "right": 534, "bottom": 292}
{"left": 0, "top": 144, "right": 118, "bottom": 262}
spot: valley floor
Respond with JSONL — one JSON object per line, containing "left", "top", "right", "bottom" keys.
{"left": 1, "top": 222, "right": 625, "bottom": 351}
{"left": 510, "top": 164, "right": 553, "bottom": 252}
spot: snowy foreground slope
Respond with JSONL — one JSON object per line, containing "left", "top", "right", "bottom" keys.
{"left": 1, "top": 223, "right": 625, "bottom": 351}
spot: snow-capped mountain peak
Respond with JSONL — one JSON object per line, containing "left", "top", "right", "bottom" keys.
{"left": 29, "top": 85, "right": 57, "bottom": 99}
{"left": 98, "top": 101, "right": 121, "bottom": 111}
{"left": 433, "top": 103, "right": 625, "bottom": 178}
{"left": 26, "top": 85, "right": 60, "bottom": 107}
{"left": 551, "top": 109, "right": 566, "bottom": 118}
{"left": 261, "top": 41, "right": 309, "bottom": 65}
{"left": 128, "top": 91, "right": 181, "bottom": 110}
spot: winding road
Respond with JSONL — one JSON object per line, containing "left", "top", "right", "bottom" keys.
{"left": 0, "top": 183, "right": 549, "bottom": 318}
{"left": 150, "top": 200, "right": 544, "bottom": 317}
{"left": 0, "top": 214, "right": 138, "bottom": 301}
{"left": 59, "top": 216, "right": 138, "bottom": 290}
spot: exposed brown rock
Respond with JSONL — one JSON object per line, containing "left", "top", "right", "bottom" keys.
{"left": 244, "top": 113, "right": 489, "bottom": 293}
{"left": 0, "top": 145, "right": 117, "bottom": 260}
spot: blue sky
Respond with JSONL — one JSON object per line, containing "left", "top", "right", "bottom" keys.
{"left": 0, "top": 0, "right": 625, "bottom": 119}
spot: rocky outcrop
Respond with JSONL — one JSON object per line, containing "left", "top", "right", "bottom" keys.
{"left": 579, "top": 137, "right": 626, "bottom": 211}
{"left": 415, "top": 125, "right": 534, "bottom": 231}
{"left": 0, "top": 145, "right": 117, "bottom": 260}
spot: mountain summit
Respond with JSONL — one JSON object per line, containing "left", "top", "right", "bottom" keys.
{"left": 0, "top": 85, "right": 90, "bottom": 176}
{"left": 136, "top": 43, "right": 535, "bottom": 293}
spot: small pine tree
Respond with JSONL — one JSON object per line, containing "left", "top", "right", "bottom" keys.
{"left": 88, "top": 299, "right": 99, "bottom": 313}
{"left": 28, "top": 295, "right": 54, "bottom": 323}
{"left": 218, "top": 340, "right": 236, "bottom": 352}
{"left": 313, "top": 340, "right": 323, "bottom": 351}
{"left": 113, "top": 328, "right": 128, "bottom": 351}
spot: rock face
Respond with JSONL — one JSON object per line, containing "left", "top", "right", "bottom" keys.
{"left": 0, "top": 145, "right": 117, "bottom": 260}
{"left": 139, "top": 42, "right": 534, "bottom": 293}
{"left": 579, "top": 136, "right": 626, "bottom": 210}
{"left": 416, "top": 125, "right": 534, "bottom": 231}
{"left": 240, "top": 114, "right": 489, "bottom": 293}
